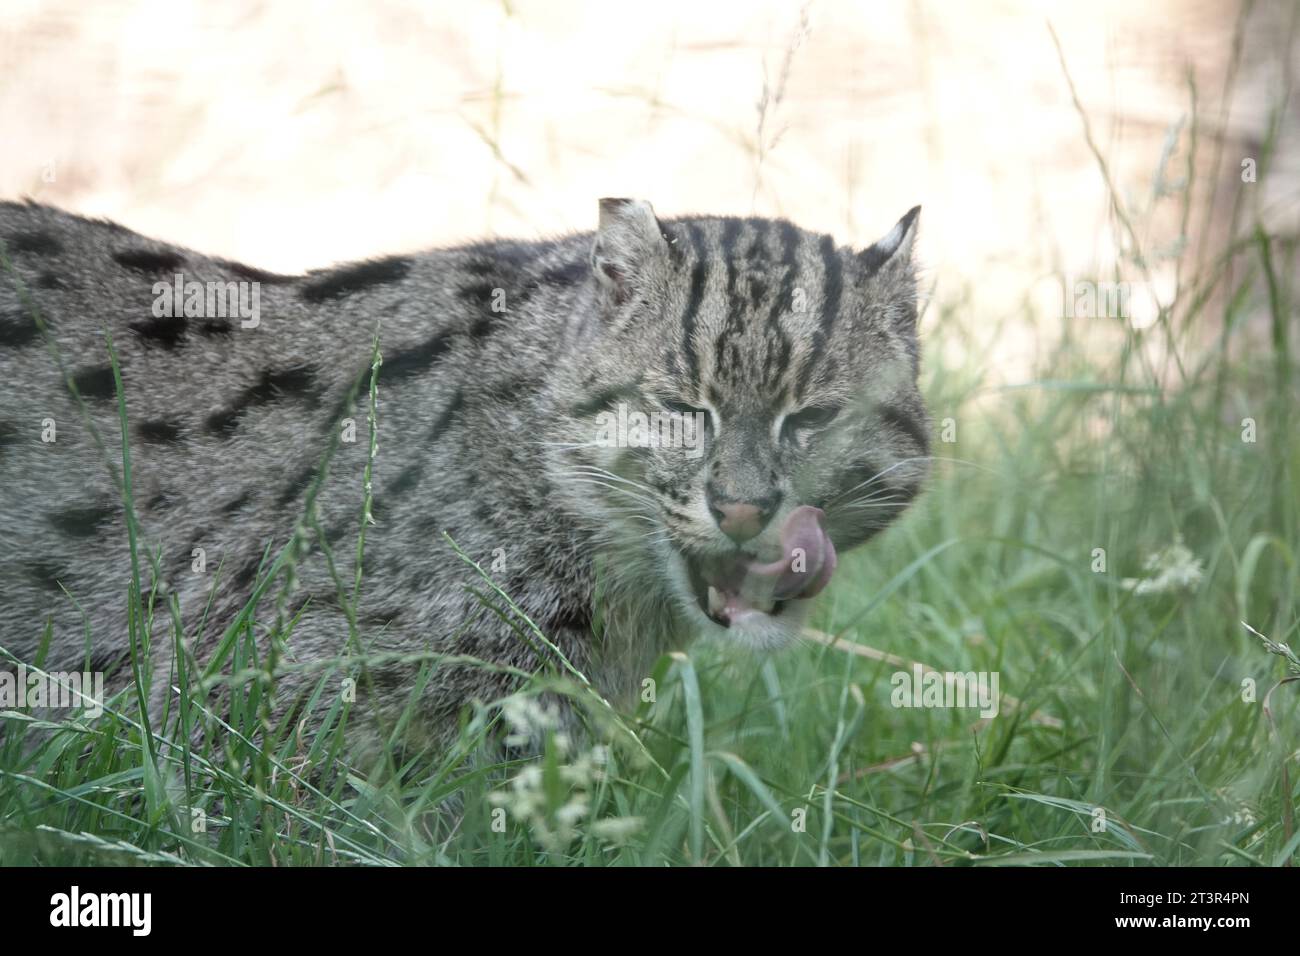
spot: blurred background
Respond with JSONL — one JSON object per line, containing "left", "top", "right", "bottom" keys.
{"left": 2, "top": 0, "right": 1296, "bottom": 382}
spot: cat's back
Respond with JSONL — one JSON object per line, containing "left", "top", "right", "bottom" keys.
{"left": 0, "top": 200, "right": 589, "bottom": 668}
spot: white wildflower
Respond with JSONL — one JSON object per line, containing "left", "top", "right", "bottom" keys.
{"left": 1120, "top": 535, "right": 1203, "bottom": 595}
{"left": 500, "top": 693, "right": 563, "bottom": 749}
{"left": 555, "top": 795, "right": 589, "bottom": 826}
{"left": 1222, "top": 807, "right": 1256, "bottom": 828}
{"left": 488, "top": 708, "right": 636, "bottom": 853}
{"left": 590, "top": 817, "right": 644, "bottom": 844}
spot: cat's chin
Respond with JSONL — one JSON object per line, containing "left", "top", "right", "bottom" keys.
{"left": 692, "top": 597, "right": 812, "bottom": 652}
{"left": 667, "top": 549, "right": 812, "bottom": 651}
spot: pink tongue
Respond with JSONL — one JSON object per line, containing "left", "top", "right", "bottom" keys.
{"left": 711, "top": 505, "right": 837, "bottom": 601}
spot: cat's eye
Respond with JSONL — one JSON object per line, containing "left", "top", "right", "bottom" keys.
{"left": 783, "top": 404, "right": 841, "bottom": 438}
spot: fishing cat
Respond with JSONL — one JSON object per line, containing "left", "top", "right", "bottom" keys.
{"left": 0, "top": 197, "right": 930, "bottom": 755}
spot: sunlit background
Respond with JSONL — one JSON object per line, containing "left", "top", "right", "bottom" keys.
{"left": 2, "top": 0, "right": 1296, "bottom": 380}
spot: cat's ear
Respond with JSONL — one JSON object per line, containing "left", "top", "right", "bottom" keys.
{"left": 591, "top": 198, "right": 668, "bottom": 303}
{"left": 857, "top": 205, "right": 920, "bottom": 277}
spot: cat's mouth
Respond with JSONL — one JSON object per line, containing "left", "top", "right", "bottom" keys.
{"left": 682, "top": 505, "right": 838, "bottom": 627}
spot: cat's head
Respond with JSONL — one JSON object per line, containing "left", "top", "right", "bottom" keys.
{"left": 555, "top": 198, "right": 930, "bottom": 650}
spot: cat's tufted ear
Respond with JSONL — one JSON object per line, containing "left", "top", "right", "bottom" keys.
{"left": 857, "top": 205, "right": 920, "bottom": 277}
{"left": 591, "top": 198, "right": 668, "bottom": 304}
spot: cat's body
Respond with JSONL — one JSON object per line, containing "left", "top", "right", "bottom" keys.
{"left": 0, "top": 197, "right": 930, "bottom": 755}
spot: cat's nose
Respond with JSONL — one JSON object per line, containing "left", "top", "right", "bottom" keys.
{"left": 708, "top": 493, "right": 779, "bottom": 543}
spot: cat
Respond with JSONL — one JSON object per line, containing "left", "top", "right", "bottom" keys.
{"left": 0, "top": 197, "right": 930, "bottom": 756}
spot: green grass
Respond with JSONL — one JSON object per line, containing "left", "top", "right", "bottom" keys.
{"left": 2, "top": 107, "right": 1298, "bottom": 869}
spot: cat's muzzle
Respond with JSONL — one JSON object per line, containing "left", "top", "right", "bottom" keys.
{"left": 684, "top": 505, "right": 838, "bottom": 627}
